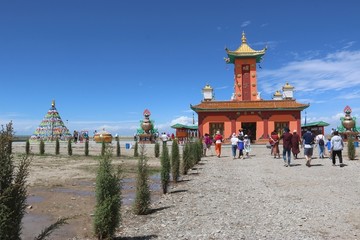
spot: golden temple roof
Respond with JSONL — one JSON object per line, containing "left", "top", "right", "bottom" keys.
{"left": 203, "top": 84, "right": 213, "bottom": 90}
{"left": 282, "top": 82, "right": 294, "bottom": 90}
{"left": 273, "top": 90, "right": 282, "bottom": 96}
{"left": 225, "top": 32, "right": 267, "bottom": 63}
{"left": 191, "top": 100, "right": 309, "bottom": 112}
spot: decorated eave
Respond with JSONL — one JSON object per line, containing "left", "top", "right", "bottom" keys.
{"left": 191, "top": 100, "right": 309, "bottom": 112}
{"left": 225, "top": 32, "right": 267, "bottom": 64}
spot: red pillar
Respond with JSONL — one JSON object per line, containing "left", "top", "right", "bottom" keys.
{"left": 263, "top": 118, "right": 269, "bottom": 139}
{"left": 231, "top": 119, "right": 236, "bottom": 135}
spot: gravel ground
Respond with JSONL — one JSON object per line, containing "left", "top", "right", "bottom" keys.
{"left": 119, "top": 144, "right": 360, "bottom": 240}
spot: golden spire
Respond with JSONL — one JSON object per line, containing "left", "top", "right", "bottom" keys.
{"left": 225, "top": 32, "right": 267, "bottom": 63}
{"left": 52, "top": 99, "right": 55, "bottom": 107}
{"left": 241, "top": 31, "right": 247, "bottom": 43}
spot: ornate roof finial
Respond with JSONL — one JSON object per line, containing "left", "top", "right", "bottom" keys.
{"left": 225, "top": 32, "right": 267, "bottom": 63}
{"left": 51, "top": 99, "right": 55, "bottom": 107}
{"left": 143, "top": 109, "right": 151, "bottom": 117}
{"left": 344, "top": 105, "right": 352, "bottom": 114}
{"left": 241, "top": 31, "right": 247, "bottom": 43}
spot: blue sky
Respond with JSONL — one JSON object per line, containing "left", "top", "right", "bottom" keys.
{"left": 1, "top": 0, "right": 360, "bottom": 136}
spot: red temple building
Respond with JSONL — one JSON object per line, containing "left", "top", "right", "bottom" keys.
{"left": 191, "top": 32, "right": 309, "bottom": 142}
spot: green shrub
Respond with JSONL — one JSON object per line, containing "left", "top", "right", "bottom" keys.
{"left": 194, "top": 139, "right": 203, "bottom": 164}
{"left": 154, "top": 141, "right": 160, "bottom": 158}
{"left": 189, "top": 142, "right": 197, "bottom": 169}
{"left": 93, "top": 144, "right": 122, "bottom": 239}
{"left": 39, "top": 139, "right": 45, "bottom": 155}
{"left": 67, "top": 139, "right": 72, "bottom": 156}
{"left": 116, "top": 138, "right": 121, "bottom": 157}
{"left": 134, "top": 141, "right": 139, "bottom": 157}
{"left": 181, "top": 142, "right": 192, "bottom": 175}
{"left": 101, "top": 141, "right": 105, "bottom": 157}
{"left": 133, "top": 144, "right": 151, "bottom": 215}
{"left": 0, "top": 122, "right": 70, "bottom": 240}
{"left": 25, "top": 139, "right": 30, "bottom": 155}
{"left": 55, "top": 138, "right": 60, "bottom": 155}
{"left": 0, "top": 122, "right": 30, "bottom": 239}
{"left": 348, "top": 137, "right": 356, "bottom": 160}
{"left": 160, "top": 144, "right": 170, "bottom": 194}
{"left": 7, "top": 139, "right": 12, "bottom": 155}
{"left": 85, "top": 140, "right": 89, "bottom": 156}
{"left": 171, "top": 140, "right": 180, "bottom": 182}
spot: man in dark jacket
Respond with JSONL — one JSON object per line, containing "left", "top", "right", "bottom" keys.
{"left": 281, "top": 127, "right": 293, "bottom": 167}
{"left": 302, "top": 128, "right": 316, "bottom": 167}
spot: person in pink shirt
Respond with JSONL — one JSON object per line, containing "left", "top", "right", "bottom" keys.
{"left": 214, "top": 130, "right": 223, "bottom": 158}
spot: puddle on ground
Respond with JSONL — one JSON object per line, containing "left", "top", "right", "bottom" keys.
{"left": 51, "top": 187, "right": 95, "bottom": 196}
{"left": 121, "top": 173, "right": 161, "bottom": 205}
{"left": 27, "top": 195, "right": 44, "bottom": 204}
{"left": 22, "top": 214, "right": 53, "bottom": 239}
{"left": 23, "top": 173, "right": 162, "bottom": 239}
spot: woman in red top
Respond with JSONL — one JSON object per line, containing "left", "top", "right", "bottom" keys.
{"left": 214, "top": 131, "right": 223, "bottom": 158}
{"left": 269, "top": 130, "right": 280, "bottom": 158}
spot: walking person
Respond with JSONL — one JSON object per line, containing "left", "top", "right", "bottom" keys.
{"left": 325, "top": 137, "right": 332, "bottom": 159}
{"left": 291, "top": 129, "right": 301, "bottom": 159}
{"left": 281, "top": 127, "right": 293, "bottom": 167}
{"left": 73, "top": 130, "right": 78, "bottom": 143}
{"left": 237, "top": 134, "right": 244, "bottom": 159}
{"left": 214, "top": 130, "right": 223, "bottom": 158}
{"left": 230, "top": 133, "right": 239, "bottom": 159}
{"left": 269, "top": 130, "right": 280, "bottom": 158}
{"left": 244, "top": 135, "right": 251, "bottom": 158}
{"left": 331, "top": 131, "right": 345, "bottom": 167}
{"left": 161, "top": 132, "right": 168, "bottom": 146}
{"left": 203, "top": 133, "right": 212, "bottom": 157}
{"left": 316, "top": 132, "right": 326, "bottom": 158}
{"left": 302, "top": 128, "right": 316, "bottom": 167}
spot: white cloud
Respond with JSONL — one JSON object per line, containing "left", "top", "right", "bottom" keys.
{"left": 170, "top": 116, "right": 195, "bottom": 126}
{"left": 215, "top": 85, "right": 229, "bottom": 90}
{"left": 342, "top": 41, "right": 356, "bottom": 50}
{"left": 259, "top": 50, "right": 360, "bottom": 96}
{"left": 241, "top": 21, "right": 251, "bottom": 28}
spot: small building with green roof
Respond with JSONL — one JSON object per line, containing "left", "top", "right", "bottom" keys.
{"left": 301, "top": 121, "right": 330, "bottom": 135}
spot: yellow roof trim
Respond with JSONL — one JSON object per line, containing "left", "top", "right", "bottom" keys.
{"left": 282, "top": 82, "right": 294, "bottom": 89}
{"left": 226, "top": 31, "right": 266, "bottom": 56}
{"left": 274, "top": 91, "right": 282, "bottom": 96}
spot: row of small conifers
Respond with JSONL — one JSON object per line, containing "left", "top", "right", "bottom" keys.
{"left": 23, "top": 138, "right": 119, "bottom": 157}
{"left": 1, "top": 121, "right": 204, "bottom": 240}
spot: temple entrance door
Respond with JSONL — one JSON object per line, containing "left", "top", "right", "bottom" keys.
{"left": 209, "top": 122, "right": 224, "bottom": 137}
{"left": 241, "top": 122, "right": 256, "bottom": 143}
{"left": 274, "top": 122, "right": 289, "bottom": 136}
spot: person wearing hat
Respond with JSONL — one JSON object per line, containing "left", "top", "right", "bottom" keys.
{"left": 281, "top": 127, "right": 293, "bottom": 167}
{"left": 291, "top": 129, "right": 301, "bottom": 159}
{"left": 214, "top": 130, "right": 223, "bottom": 158}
